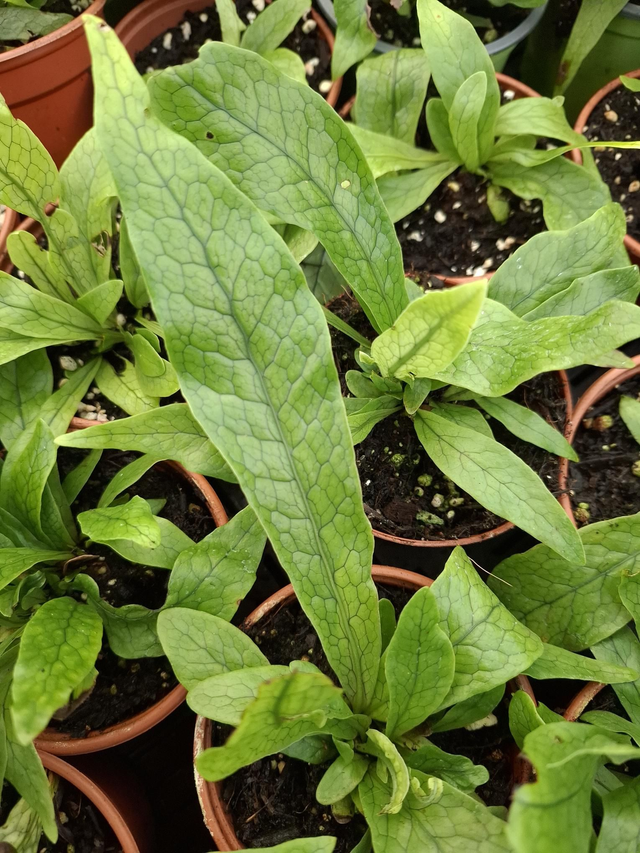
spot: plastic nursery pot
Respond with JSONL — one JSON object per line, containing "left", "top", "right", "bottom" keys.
{"left": 38, "top": 750, "right": 151, "bottom": 853}
{"left": 558, "top": 354, "right": 640, "bottom": 525}
{"left": 561, "top": 3, "right": 640, "bottom": 124}
{"left": 0, "top": 207, "right": 19, "bottom": 268}
{"left": 570, "top": 67, "right": 640, "bottom": 265}
{"left": 339, "top": 73, "right": 541, "bottom": 288}
{"left": 315, "top": 0, "right": 546, "bottom": 72}
{"left": 0, "top": 0, "right": 105, "bottom": 168}
{"left": 36, "top": 424, "right": 229, "bottom": 756}
{"left": 115, "top": 0, "right": 343, "bottom": 109}
{"left": 194, "top": 565, "right": 536, "bottom": 850}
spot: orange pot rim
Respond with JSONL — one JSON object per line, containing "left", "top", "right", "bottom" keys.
{"left": 570, "top": 67, "right": 640, "bottom": 262}
{"left": 193, "top": 566, "right": 535, "bottom": 850}
{"left": 37, "top": 425, "right": 228, "bottom": 755}
{"left": 558, "top": 354, "right": 640, "bottom": 523}
{"left": 38, "top": 751, "right": 141, "bottom": 852}
{"left": 114, "top": 0, "right": 342, "bottom": 108}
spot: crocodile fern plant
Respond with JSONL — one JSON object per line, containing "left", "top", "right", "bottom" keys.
{"left": 0, "top": 100, "right": 179, "bottom": 416}
{"left": 75, "top": 20, "right": 640, "bottom": 850}
{"left": 82, "top": 21, "right": 640, "bottom": 559}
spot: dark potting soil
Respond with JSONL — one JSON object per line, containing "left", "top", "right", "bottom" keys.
{"left": 369, "top": 0, "right": 527, "bottom": 47}
{"left": 218, "top": 584, "right": 515, "bottom": 850}
{"left": 330, "top": 293, "right": 568, "bottom": 541}
{"left": 580, "top": 84, "right": 640, "bottom": 243}
{"left": 554, "top": 0, "right": 579, "bottom": 38}
{"left": 396, "top": 169, "right": 545, "bottom": 280}
{"left": 0, "top": 778, "right": 122, "bottom": 853}
{"left": 133, "top": 1, "right": 332, "bottom": 94}
{"left": 569, "top": 374, "right": 640, "bottom": 526}
{"left": 50, "top": 450, "right": 216, "bottom": 737}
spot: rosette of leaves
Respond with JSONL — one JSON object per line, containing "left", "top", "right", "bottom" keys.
{"left": 0, "top": 97, "right": 180, "bottom": 416}
{"left": 330, "top": 0, "right": 546, "bottom": 80}
{"left": 76, "top": 22, "right": 639, "bottom": 849}
{"left": 0, "top": 349, "right": 266, "bottom": 750}
{"left": 347, "top": 0, "right": 639, "bottom": 232}
{"left": 69, "top": 21, "right": 640, "bottom": 563}
{"left": 0, "top": 0, "right": 76, "bottom": 46}
{"left": 503, "top": 679, "right": 640, "bottom": 853}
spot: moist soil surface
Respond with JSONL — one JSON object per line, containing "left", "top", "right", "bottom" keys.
{"left": 0, "top": 778, "right": 122, "bottom": 853}
{"left": 50, "top": 450, "right": 216, "bottom": 738}
{"left": 217, "top": 583, "right": 517, "bottom": 850}
{"left": 330, "top": 293, "right": 568, "bottom": 541}
{"left": 580, "top": 84, "right": 640, "bottom": 243}
{"left": 134, "top": 0, "right": 332, "bottom": 94}
{"left": 369, "top": 0, "right": 527, "bottom": 47}
{"left": 396, "top": 170, "right": 545, "bottom": 280}
{"left": 569, "top": 374, "right": 640, "bottom": 526}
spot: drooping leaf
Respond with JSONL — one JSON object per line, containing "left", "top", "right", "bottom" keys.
{"left": 56, "top": 403, "right": 235, "bottom": 482}
{"left": 345, "top": 396, "right": 402, "bottom": 445}
{"left": 494, "top": 96, "right": 584, "bottom": 145}
{"left": 490, "top": 514, "right": 640, "bottom": 651}
{"left": 148, "top": 42, "right": 407, "bottom": 333}
{"left": 88, "top": 20, "right": 380, "bottom": 712}
{"left": 359, "top": 728, "right": 410, "bottom": 815}
{"left": 474, "top": 395, "right": 577, "bottom": 460}
{"left": 415, "top": 411, "right": 584, "bottom": 563}
{"left": 524, "top": 642, "right": 638, "bottom": 683}
{"left": 331, "top": 0, "right": 377, "bottom": 80}
{"left": 402, "top": 741, "right": 489, "bottom": 792}
{"left": 240, "top": 0, "right": 310, "bottom": 54}
{"left": 377, "top": 161, "right": 459, "bottom": 222}
{"left": 11, "top": 598, "right": 102, "bottom": 743}
{"left": 61, "top": 449, "right": 102, "bottom": 504}
{"left": 4, "top": 718, "right": 57, "bottom": 842}
{"left": 431, "top": 548, "right": 543, "bottom": 708}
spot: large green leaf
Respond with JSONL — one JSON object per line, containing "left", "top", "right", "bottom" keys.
{"left": 0, "top": 350, "right": 51, "bottom": 449}
{"left": 157, "top": 608, "right": 268, "bottom": 690}
{"left": 100, "top": 516, "right": 193, "bottom": 570}
{"left": 240, "top": 0, "right": 310, "bottom": 54}
{"left": 56, "top": 403, "right": 234, "bottom": 482}
{"left": 0, "top": 7, "right": 72, "bottom": 41}
{"left": 487, "top": 204, "right": 626, "bottom": 317}
{"left": 508, "top": 722, "right": 640, "bottom": 853}
{"left": 494, "top": 96, "right": 584, "bottom": 145}
{"left": 595, "top": 776, "right": 640, "bottom": 852}
{"left": 187, "top": 665, "right": 290, "bottom": 725}
{"left": 384, "top": 587, "right": 454, "bottom": 739}
{"left": 354, "top": 49, "right": 430, "bottom": 144}
{"left": 491, "top": 514, "right": 640, "bottom": 651}
{"left": 433, "top": 298, "right": 640, "bottom": 396}
{"left": 148, "top": 43, "right": 407, "bottom": 333}
{"left": 371, "top": 281, "right": 486, "bottom": 382}
{"left": 78, "top": 495, "right": 161, "bottom": 549}
{"left": 0, "top": 548, "right": 71, "bottom": 592}
{"left": 316, "top": 752, "right": 370, "bottom": 805}
{"left": 523, "top": 267, "right": 640, "bottom": 321}
{"left": 415, "top": 411, "right": 584, "bottom": 563}
{"left": 95, "top": 358, "right": 158, "bottom": 417}
{"left": 402, "top": 741, "right": 489, "bottom": 792}
{"left": 349, "top": 123, "right": 451, "bottom": 179}
{"left": 331, "top": 0, "right": 377, "bottom": 79}
{"left": 4, "top": 715, "right": 57, "bottom": 841}
{"left": 11, "top": 598, "right": 102, "bottom": 743}
{"left": 620, "top": 395, "right": 640, "bottom": 445}
{"left": 431, "top": 548, "right": 542, "bottom": 707}
{"left": 88, "top": 20, "right": 380, "bottom": 713}
{"left": 593, "top": 628, "right": 640, "bottom": 727}
{"left": 416, "top": 0, "right": 499, "bottom": 166}
{"left": 524, "top": 642, "right": 638, "bottom": 683}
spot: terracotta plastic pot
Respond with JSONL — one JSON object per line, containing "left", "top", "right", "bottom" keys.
{"left": 115, "top": 0, "right": 343, "bottom": 109}
{"left": 570, "top": 68, "right": 640, "bottom": 265}
{"left": 0, "top": 0, "right": 105, "bottom": 167}
{"left": 37, "top": 426, "right": 228, "bottom": 755}
{"left": 194, "top": 565, "right": 536, "bottom": 850}
{"left": 559, "top": 354, "right": 640, "bottom": 525}
{"left": 0, "top": 207, "right": 18, "bottom": 268}
{"left": 38, "top": 750, "right": 151, "bottom": 852}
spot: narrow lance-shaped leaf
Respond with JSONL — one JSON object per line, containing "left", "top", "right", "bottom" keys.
{"left": 524, "top": 642, "right": 639, "bottom": 683}
{"left": 494, "top": 96, "right": 584, "bottom": 145}
{"left": 0, "top": 350, "right": 51, "bottom": 449}
{"left": 148, "top": 42, "right": 408, "bottom": 333}
{"left": 87, "top": 19, "right": 381, "bottom": 712}
{"left": 490, "top": 513, "right": 640, "bottom": 651}
{"left": 331, "top": 0, "right": 377, "bottom": 80}
{"left": 240, "top": 0, "right": 310, "bottom": 54}
{"left": 378, "top": 161, "right": 459, "bottom": 223}
{"left": 415, "top": 411, "right": 584, "bottom": 564}
{"left": 595, "top": 777, "right": 640, "bottom": 853}
{"left": 522, "top": 267, "right": 640, "bottom": 321}
{"left": 447, "top": 71, "right": 487, "bottom": 173}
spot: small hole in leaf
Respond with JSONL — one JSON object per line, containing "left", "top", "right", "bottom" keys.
{"left": 206, "top": 131, "right": 214, "bottom": 139}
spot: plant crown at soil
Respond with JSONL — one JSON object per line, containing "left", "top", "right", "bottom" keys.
{"left": 82, "top": 19, "right": 640, "bottom": 851}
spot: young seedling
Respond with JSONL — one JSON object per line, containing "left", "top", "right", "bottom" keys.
{"left": 80, "top": 22, "right": 637, "bottom": 848}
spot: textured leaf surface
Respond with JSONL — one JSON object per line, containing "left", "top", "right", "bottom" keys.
{"left": 490, "top": 514, "right": 640, "bottom": 651}
{"left": 494, "top": 96, "right": 583, "bottom": 145}
{"left": 0, "top": 548, "right": 70, "bottom": 592}
{"left": 354, "top": 49, "right": 430, "bottom": 144}
{"left": 429, "top": 401, "right": 493, "bottom": 439}
{"left": 433, "top": 298, "right": 640, "bottom": 397}
{"left": 331, "top": 0, "right": 377, "bottom": 79}
{"left": 345, "top": 396, "right": 402, "bottom": 445}
{"left": 78, "top": 495, "right": 161, "bottom": 548}
{"left": 430, "top": 684, "right": 504, "bottom": 733}
{"left": 56, "top": 403, "right": 234, "bottom": 481}
{"left": 524, "top": 642, "right": 638, "bottom": 683}
{"left": 385, "top": 587, "right": 454, "bottom": 738}
{"left": 316, "top": 753, "right": 370, "bottom": 805}
{"left": 595, "top": 777, "right": 640, "bottom": 853}
{"left": 12, "top": 598, "right": 102, "bottom": 743}
{"left": 593, "top": 628, "right": 640, "bottom": 727}
{"left": 149, "top": 43, "right": 407, "bottom": 333}
{"left": 415, "top": 411, "right": 583, "bottom": 563}
{"left": 103, "top": 516, "right": 193, "bottom": 569}
{"left": 88, "top": 21, "right": 380, "bottom": 711}
{"left": 431, "top": 548, "right": 543, "bottom": 707}
{"left": 240, "top": 0, "right": 309, "bottom": 54}
{"left": 157, "top": 608, "right": 268, "bottom": 690}
{"left": 0, "top": 350, "right": 51, "bottom": 449}
{"left": 448, "top": 71, "right": 487, "bottom": 172}
{"left": 187, "top": 665, "right": 290, "bottom": 725}
{"left": 403, "top": 741, "right": 489, "bottom": 792}
{"left": 371, "top": 282, "right": 486, "bottom": 382}
{"left": 95, "top": 358, "right": 158, "bottom": 416}
{"left": 474, "top": 395, "right": 577, "bottom": 460}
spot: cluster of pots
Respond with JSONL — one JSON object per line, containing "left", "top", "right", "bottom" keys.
{"left": 3, "top": 0, "right": 640, "bottom": 849}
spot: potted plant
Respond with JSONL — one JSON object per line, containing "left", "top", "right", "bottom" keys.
{"left": 115, "top": 0, "right": 343, "bottom": 107}
{"left": 0, "top": 0, "right": 105, "bottom": 167}
{"left": 0, "top": 349, "right": 258, "bottom": 755}
{"left": 571, "top": 71, "right": 640, "bottom": 264}
{"left": 320, "top": 0, "right": 548, "bottom": 79}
